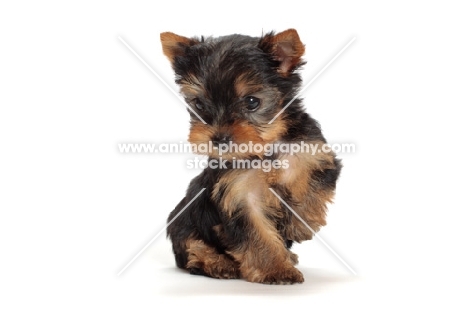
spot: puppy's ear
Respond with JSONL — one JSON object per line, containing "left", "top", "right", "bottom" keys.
{"left": 160, "top": 32, "right": 199, "bottom": 64}
{"left": 259, "top": 29, "right": 305, "bottom": 75}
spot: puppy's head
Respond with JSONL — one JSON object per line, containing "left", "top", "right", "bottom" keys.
{"left": 160, "top": 29, "right": 305, "bottom": 159}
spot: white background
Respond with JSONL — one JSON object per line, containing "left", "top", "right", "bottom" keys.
{"left": 1, "top": 0, "right": 467, "bottom": 310}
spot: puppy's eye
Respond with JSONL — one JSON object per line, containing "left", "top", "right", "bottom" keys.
{"left": 192, "top": 98, "right": 204, "bottom": 111}
{"left": 245, "top": 96, "right": 260, "bottom": 111}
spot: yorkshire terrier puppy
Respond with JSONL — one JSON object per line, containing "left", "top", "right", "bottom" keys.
{"left": 161, "top": 29, "right": 341, "bottom": 284}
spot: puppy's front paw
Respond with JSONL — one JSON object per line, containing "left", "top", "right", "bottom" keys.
{"left": 248, "top": 266, "right": 304, "bottom": 285}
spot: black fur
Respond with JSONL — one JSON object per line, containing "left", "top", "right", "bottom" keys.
{"left": 163, "top": 30, "right": 342, "bottom": 283}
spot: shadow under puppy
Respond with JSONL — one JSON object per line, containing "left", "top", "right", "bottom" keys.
{"left": 161, "top": 29, "right": 342, "bottom": 284}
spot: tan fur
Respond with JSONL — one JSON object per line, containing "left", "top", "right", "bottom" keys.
{"left": 212, "top": 169, "right": 303, "bottom": 284}
{"left": 160, "top": 32, "right": 198, "bottom": 63}
{"left": 234, "top": 74, "right": 263, "bottom": 98}
{"left": 259, "top": 116, "right": 288, "bottom": 142}
{"left": 186, "top": 237, "right": 239, "bottom": 279}
{"left": 179, "top": 75, "right": 205, "bottom": 98}
{"left": 273, "top": 142, "right": 338, "bottom": 241}
{"left": 162, "top": 29, "right": 340, "bottom": 285}
{"left": 262, "top": 29, "right": 305, "bottom": 75}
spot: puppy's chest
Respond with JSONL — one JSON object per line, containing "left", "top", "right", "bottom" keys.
{"left": 213, "top": 153, "right": 314, "bottom": 204}
{"left": 268, "top": 153, "right": 309, "bottom": 186}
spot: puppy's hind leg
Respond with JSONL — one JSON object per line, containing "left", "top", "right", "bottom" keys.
{"left": 185, "top": 237, "right": 240, "bottom": 279}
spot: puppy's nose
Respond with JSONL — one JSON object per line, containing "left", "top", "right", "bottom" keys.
{"left": 212, "top": 134, "right": 232, "bottom": 147}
